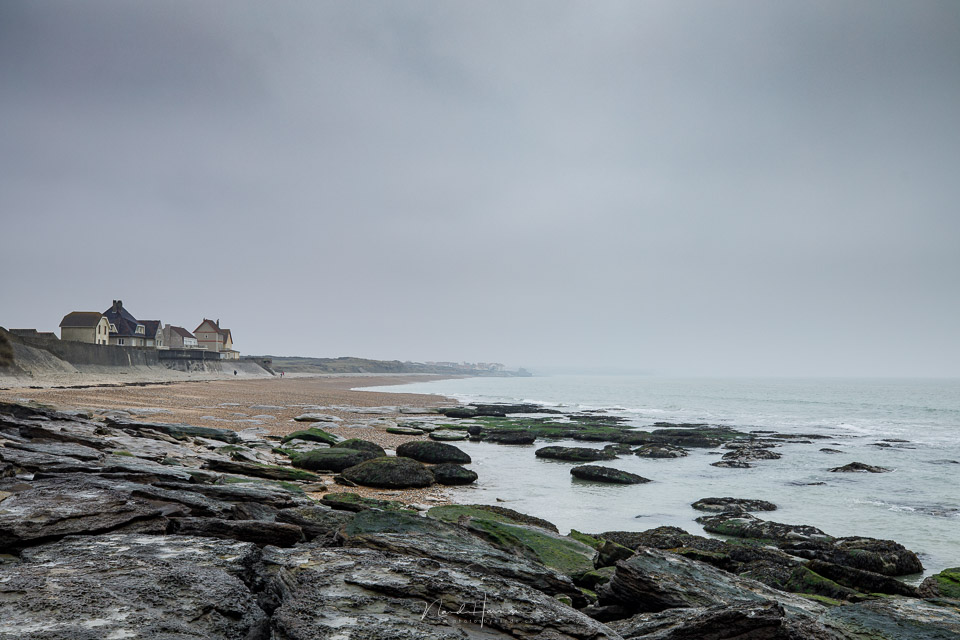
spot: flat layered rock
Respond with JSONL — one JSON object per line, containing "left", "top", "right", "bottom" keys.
{"left": 0, "top": 534, "right": 268, "bottom": 640}
{"left": 104, "top": 417, "right": 241, "bottom": 443}
{"left": 535, "top": 445, "right": 617, "bottom": 462}
{"left": 170, "top": 517, "right": 303, "bottom": 546}
{"left": 692, "top": 497, "right": 778, "bottom": 512}
{"left": 263, "top": 546, "right": 619, "bottom": 640}
{"left": 428, "top": 429, "right": 469, "bottom": 441}
{"left": 293, "top": 413, "right": 342, "bottom": 423}
{"left": 340, "top": 510, "right": 579, "bottom": 596}
{"left": 0, "top": 476, "right": 172, "bottom": 548}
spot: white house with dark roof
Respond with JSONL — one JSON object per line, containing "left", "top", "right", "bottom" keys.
{"left": 103, "top": 300, "right": 147, "bottom": 347}
{"left": 59, "top": 312, "right": 110, "bottom": 345}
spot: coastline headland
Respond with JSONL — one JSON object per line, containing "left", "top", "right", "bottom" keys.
{"left": 1, "top": 373, "right": 958, "bottom": 637}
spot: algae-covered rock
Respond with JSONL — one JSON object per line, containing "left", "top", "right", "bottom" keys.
{"left": 430, "top": 463, "right": 478, "bottom": 485}
{"left": 281, "top": 428, "right": 341, "bottom": 446}
{"left": 535, "top": 446, "right": 617, "bottom": 462}
{"left": 384, "top": 426, "right": 424, "bottom": 435}
{"left": 484, "top": 430, "right": 537, "bottom": 445}
{"left": 634, "top": 443, "right": 689, "bottom": 458}
{"left": 263, "top": 545, "right": 619, "bottom": 639}
{"left": 696, "top": 512, "right": 832, "bottom": 543}
{"left": 395, "top": 440, "right": 471, "bottom": 464}
{"left": 919, "top": 567, "right": 960, "bottom": 599}
{"left": 318, "top": 492, "right": 416, "bottom": 513}
{"left": 829, "top": 461, "right": 892, "bottom": 473}
{"left": 331, "top": 439, "right": 386, "bottom": 457}
{"left": 465, "top": 517, "right": 597, "bottom": 580}
{"left": 428, "top": 429, "right": 469, "bottom": 441}
{"left": 570, "top": 465, "right": 651, "bottom": 484}
{"left": 692, "top": 497, "right": 778, "bottom": 512}
{"left": 340, "top": 456, "right": 435, "bottom": 488}
{"left": 290, "top": 448, "right": 378, "bottom": 472}
{"left": 427, "top": 504, "right": 559, "bottom": 532}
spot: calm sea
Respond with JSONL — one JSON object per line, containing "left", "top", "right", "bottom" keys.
{"left": 366, "top": 375, "right": 960, "bottom": 577}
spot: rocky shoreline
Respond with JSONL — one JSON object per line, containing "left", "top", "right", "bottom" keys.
{"left": 2, "top": 398, "right": 959, "bottom": 638}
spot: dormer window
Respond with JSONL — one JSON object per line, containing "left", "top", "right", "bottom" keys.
{"left": 136, "top": 325, "right": 145, "bottom": 334}
{"left": 109, "top": 324, "right": 117, "bottom": 332}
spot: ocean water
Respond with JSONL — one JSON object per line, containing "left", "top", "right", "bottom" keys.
{"left": 366, "top": 376, "right": 960, "bottom": 578}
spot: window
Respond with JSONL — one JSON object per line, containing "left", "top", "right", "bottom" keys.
{"left": 118, "top": 338, "right": 124, "bottom": 345}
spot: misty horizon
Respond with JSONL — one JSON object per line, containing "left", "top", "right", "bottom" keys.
{"left": 2, "top": 2, "right": 958, "bottom": 378}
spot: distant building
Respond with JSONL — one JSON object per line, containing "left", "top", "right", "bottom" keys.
{"left": 9, "top": 329, "right": 59, "bottom": 340}
{"left": 103, "top": 300, "right": 147, "bottom": 347}
{"left": 162, "top": 325, "right": 198, "bottom": 349}
{"left": 140, "top": 320, "right": 163, "bottom": 348}
{"left": 58, "top": 312, "right": 110, "bottom": 345}
{"left": 194, "top": 318, "right": 238, "bottom": 359}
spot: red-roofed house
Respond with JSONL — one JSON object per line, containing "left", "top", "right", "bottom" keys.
{"left": 194, "top": 318, "right": 238, "bottom": 359}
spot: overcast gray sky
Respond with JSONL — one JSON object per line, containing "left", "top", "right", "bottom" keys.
{"left": 1, "top": 1, "right": 958, "bottom": 376}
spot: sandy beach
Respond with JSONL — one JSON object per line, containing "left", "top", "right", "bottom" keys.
{"left": 0, "top": 374, "right": 464, "bottom": 505}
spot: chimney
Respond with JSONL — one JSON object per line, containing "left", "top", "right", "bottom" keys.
{"left": 112, "top": 300, "right": 122, "bottom": 313}
{"left": 216, "top": 319, "right": 220, "bottom": 328}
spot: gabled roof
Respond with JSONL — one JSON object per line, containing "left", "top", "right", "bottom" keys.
{"left": 169, "top": 326, "right": 196, "bottom": 339}
{"left": 60, "top": 312, "right": 105, "bottom": 328}
{"left": 195, "top": 318, "right": 219, "bottom": 334}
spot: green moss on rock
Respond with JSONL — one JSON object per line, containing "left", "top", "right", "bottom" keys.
{"left": 281, "top": 428, "right": 341, "bottom": 445}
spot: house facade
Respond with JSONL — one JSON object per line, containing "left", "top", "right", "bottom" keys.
{"left": 141, "top": 320, "right": 163, "bottom": 348}
{"left": 195, "top": 318, "right": 238, "bottom": 359}
{"left": 162, "top": 325, "right": 199, "bottom": 349}
{"left": 59, "top": 312, "right": 110, "bottom": 345}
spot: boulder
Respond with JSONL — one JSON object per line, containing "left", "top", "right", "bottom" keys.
{"left": 331, "top": 439, "right": 386, "bottom": 457}
{"left": 290, "top": 448, "right": 379, "bottom": 472}
{"left": 829, "top": 462, "right": 892, "bottom": 473}
{"left": 341, "top": 456, "right": 435, "bottom": 488}
{"left": 722, "top": 448, "right": 782, "bottom": 461}
{"left": 430, "top": 463, "right": 478, "bottom": 485}
{"left": 634, "top": 443, "right": 689, "bottom": 458}
{"left": 711, "top": 459, "right": 753, "bottom": 468}
{"left": 535, "top": 446, "right": 617, "bottom": 462}
{"left": 396, "top": 440, "right": 471, "bottom": 464}
{"left": 281, "top": 427, "right": 341, "bottom": 445}
{"left": 484, "top": 430, "right": 537, "bottom": 445}
{"left": 780, "top": 537, "right": 923, "bottom": 576}
{"left": 571, "top": 465, "right": 651, "bottom": 484}
{"left": 691, "top": 497, "right": 778, "bottom": 512}
{"left": 919, "top": 566, "right": 960, "bottom": 599}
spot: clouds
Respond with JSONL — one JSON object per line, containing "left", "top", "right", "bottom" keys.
{"left": 1, "top": 1, "right": 958, "bottom": 375}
